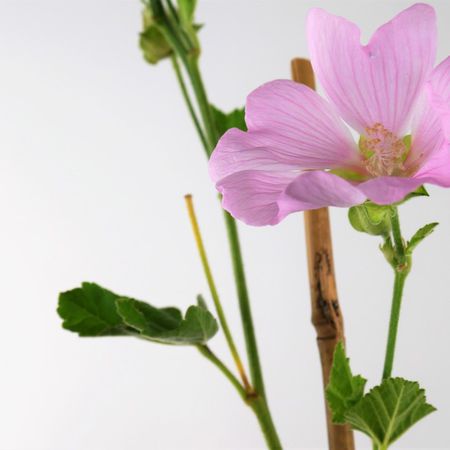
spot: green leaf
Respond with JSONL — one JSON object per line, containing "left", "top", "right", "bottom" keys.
{"left": 326, "top": 343, "right": 367, "bottom": 423}
{"left": 345, "top": 378, "right": 436, "bottom": 447}
{"left": 211, "top": 105, "right": 247, "bottom": 138}
{"left": 58, "top": 283, "right": 218, "bottom": 345}
{"left": 406, "top": 223, "right": 439, "bottom": 255}
{"left": 58, "top": 283, "right": 128, "bottom": 336}
{"left": 117, "top": 298, "right": 218, "bottom": 345}
{"left": 348, "top": 202, "right": 392, "bottom": 236}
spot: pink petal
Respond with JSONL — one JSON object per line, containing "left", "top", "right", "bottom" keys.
{"left": 357, "top": 177, "right": 424, "bottom": 204}
{"left": 308, "top": 4, "right": 437, "bottom": 136}
{"left": 414, "top": 148, "right": 450, "bottom": 187}
{"left": 407, "top": 57, "right": 450, "bottom": 171}
{"left": 216, "top": 170, "right": 298, "bottom": 226}
{"left": 216, "top": 170, "right": 365, "bottom": 226}
{"left": 282, "top": 171, "right": 366, "bottom": 210}
{"left": 209, "top": 80, "right": 360, "bottom": 183}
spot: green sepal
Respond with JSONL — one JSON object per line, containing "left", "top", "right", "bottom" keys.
{"left": 380, "top": 237, "right": 396, "bottom": 267}
{"left": 345, "top": 378, "right": 436, "bottom": 447}
{"left": 58, "top": 282, "right": 218, "bottom": 345}
{"left": 395, "top": 185, "right": 429, "bottom": 205}
{"left": 139, "top": 7, "right": 172, "bottom": 65}
{"left": 210, "top": 105, "right": 247, "bottom": 139}
{"left": 406, "top": 222, "right": 439, "bottom": 255}
{"left": 348, "top": 202, "right": 392, "bottom": 236}
{"left": 326, "top": 342, "right": 367, "bottom": 423}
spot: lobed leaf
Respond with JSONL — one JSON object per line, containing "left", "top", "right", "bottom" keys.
{"left": 58, "top": 283, "right": 218, "bottom": 345}
{"left": 345, "top": 378, "right": 436, "bottom": 447}
{"left": 326, "top": 342, "right": 367, "bottom": 423}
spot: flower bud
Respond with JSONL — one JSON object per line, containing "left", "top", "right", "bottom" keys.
{"left": 348, "top": 203, "right": 392, "bottom": 236}
{"left": 139, "top": 8, "right": 172, "bottom": 65}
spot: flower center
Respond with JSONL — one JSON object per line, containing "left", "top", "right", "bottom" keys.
{"left": 360, "top": 123, "right": 407, "bottom": 177}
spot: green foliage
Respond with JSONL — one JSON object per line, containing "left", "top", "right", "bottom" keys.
{"left": 406, "top": 223, "right": 439, "bottom": 255}
{"left": 211, "top": 105, "right": 247, "bottom": 139}
{"left": 326, "top": 342, "right": 366, "bottom": 423}
{"left": 345, "top": 378, "right": 436, "bottom": 448}
{"left": 58, "top": 282, "right": 127, "bottom": 336}
{"left": 139, "top": 7, "right": 172, "bottom": 65}
{"left": 348, "top": 202, "right": 392, "bottom": 236}
{"left": 58, "top": 283, "right": 218, "bottom": 345}
{"left": 327, "top": 345, "right": 436, "bottom": 449}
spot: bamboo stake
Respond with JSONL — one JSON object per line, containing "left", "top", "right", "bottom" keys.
{"left": 291, "top": 58, "right": 355, "bottom": 450}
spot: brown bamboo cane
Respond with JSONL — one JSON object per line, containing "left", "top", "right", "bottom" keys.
{"left": 291, "top": 58, "right": 355, "bottom": 450}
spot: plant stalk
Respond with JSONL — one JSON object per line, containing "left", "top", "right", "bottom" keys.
{"left": 382, "top": 208, "right": 408, "bottom": 380}
{"left": 186, "top": 194, "right": 252, "bottom": 392}
{"left": 152, "top": 1, "right": 279, "bottom": 445}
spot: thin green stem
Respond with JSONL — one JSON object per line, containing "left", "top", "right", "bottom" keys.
{"left": 170, "top": 55, "right": 208, "bottom": 151}
{"left": 382, "top": 207, "right": 409, "bottom": 381}
{"left": 390, "top": 207, "right": 405, "bottom": 262}
{"left": 183, "top": 56, "right": 218, "bottom": 151}
{"left": 180, "top": 54, "right": 267, "bottom": 398}
{"left": 151, "top": 2, "right": 280, "bottom": 445}
{"left": 223, "top": 210, "right": 266, "bottom": 397}
{"left": 382, "top": 271, "right": 407, "bottom": 380}
{"left": 250, "top": 397, "right": 283, "bottom": 450}
{"left": 185, "top": 194, "right": 252, "bottom": 391}
{"left": 197, "top": 345, "right": 246, "bottom": 400}
{"left": 198, "top": 346, "right": 281, "bottom": 449}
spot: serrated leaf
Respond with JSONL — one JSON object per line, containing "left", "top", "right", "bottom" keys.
{"left": 58, "top": 283, "right": 218, "bottom": 345}
{"left": 406, "top": 223, "right": 438, "bottom": 255}
{"left": 211, "top": 105, "right": 247, "bottom": 139}
{"left": 326, "top": 342, "right": 367, "bottom": 423}
{"left": 345, "top": 378, "right": 436, "bottom": 447}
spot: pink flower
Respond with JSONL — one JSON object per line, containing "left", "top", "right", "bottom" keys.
{"left": 209, "top": 4, "right": 450, "bottom": 226}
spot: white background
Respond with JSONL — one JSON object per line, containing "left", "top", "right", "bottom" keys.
{"left": 1, "top": 1, "right": 449, "bottom": 449}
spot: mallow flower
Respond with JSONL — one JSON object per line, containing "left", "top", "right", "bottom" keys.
{"left": 209, "top": 4, "right": 450, "bottom": 226}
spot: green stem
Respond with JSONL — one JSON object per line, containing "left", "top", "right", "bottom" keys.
{"left": 152, "top": 2, "right": 280, "bottom": 444}
{"left": 170, "top": 55, "right": 208, "bottom": 151}
{"left": 250, "top": 397, "right": 283, "bottom": 450}
{"left": 198, "top": 346, "right": 281, "bottom": 449}
{"left": 382, "top": 270, "right": 407, "bottom": 380}
{"left": 382, "top": 207, "right": 408, "bottom": 380}
{"left": 223, "top": 210, "right": 266, "bottom": 397}
{"left": 186, "top": 195, "right": 252, "bottom": 391}
{"left": 180, "top": 55, "right": 267, "bottom": 398}
{"left": 197, "top": 345, "right": 246, "bottom": 400}
{"left": 184, "top": 56, "right": 218, "bottom": 151}
{"left": 390, "top": 207, "right": 405, "bottom": 261}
